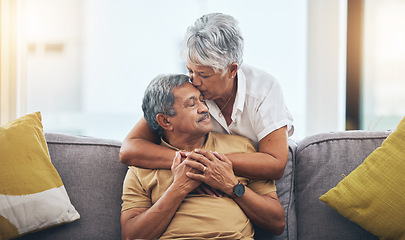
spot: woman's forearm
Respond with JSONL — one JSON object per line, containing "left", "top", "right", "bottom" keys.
{"left": 227, "top": 126, "right": 289, "bottom": 180}
{"left": 120, "top": 117, "right": 176, "bottom": 169}
{"left": 120, "top": 138, "right": 175, "bottom": 169}
{"left": 226, "top": 152, "right": 287, "bottom": 180}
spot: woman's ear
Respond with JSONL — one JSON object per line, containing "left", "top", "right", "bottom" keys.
{"left": 156, "top": 113, "right": 173, "bottom": 131}
{"left": 229, "top": 62, "right": 238, "bottom": 78}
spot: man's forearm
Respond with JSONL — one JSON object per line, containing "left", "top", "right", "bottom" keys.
{"left": 232, "top": 189, "right": 285, "bottom": 235}
{"left": 183, "top": 150, "right": 285, "bottom": 234}
{"left": 121, "top": 184, "right": 187, "bottom": 239}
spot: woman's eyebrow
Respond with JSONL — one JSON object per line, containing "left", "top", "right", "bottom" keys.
{"left": 197, "top": 70, "right": 213, "bottom": 75}
{"left": 186, "top": 66, "right": 212, "bottom": 75}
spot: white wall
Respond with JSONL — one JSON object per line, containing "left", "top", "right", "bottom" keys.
{"left": 306, "top": 0, "right": 347, "bottom": 137}
{"left": 16, "top": 0, "right": 348, "bottom": 141}
{"left": 362, "top": 0, "right": 405, "bottom": 130}
{"left": 81, "top": 0, "right": 309, "bottom": 140}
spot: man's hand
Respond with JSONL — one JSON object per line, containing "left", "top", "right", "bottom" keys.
{"left": 171, "top": 152, "right": 202, "bottom": 195}
{"left": 183, "top": 149, "right": 239, "bottom": 196}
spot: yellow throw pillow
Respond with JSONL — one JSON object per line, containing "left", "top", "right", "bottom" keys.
{"left": 0, "top": 112, "right": 80, "bottom": 239}
{"left": 320, "top": 116, "right": 405, "bottom": 240}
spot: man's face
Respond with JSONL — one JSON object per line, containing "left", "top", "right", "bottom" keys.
{"left": 168, "top": 83, "right": 213, "bottom": 137}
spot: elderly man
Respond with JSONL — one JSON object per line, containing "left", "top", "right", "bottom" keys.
{"left": 120, "top": 74, "right": 285, "bottom": 239}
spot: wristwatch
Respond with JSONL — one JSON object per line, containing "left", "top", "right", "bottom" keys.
{"left": 231, "top": 181, "right": 245, "bottom": 198}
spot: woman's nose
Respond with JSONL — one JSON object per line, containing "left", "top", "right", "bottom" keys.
{"left": 191, "top": 75, "right": 202, "bottom": 87}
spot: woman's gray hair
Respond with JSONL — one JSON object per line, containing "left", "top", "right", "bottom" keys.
{"left": 142, "top": 74, "right": 190, "bottom": 138}
{"left": 181, "top": 13, "right": 244, "bottom": 72}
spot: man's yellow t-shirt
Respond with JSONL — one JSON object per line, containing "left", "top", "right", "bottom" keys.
{"left": 121, "top": 132, "right": 276, "bottom": 239}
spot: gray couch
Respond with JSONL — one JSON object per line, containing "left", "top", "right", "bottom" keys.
{"left": 15, "top": 130, "right": 391, "bottom": 240}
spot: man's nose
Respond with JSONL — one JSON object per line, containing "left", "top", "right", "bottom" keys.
{"left": 198, "top": 100, "right": 209, "bottom": 113}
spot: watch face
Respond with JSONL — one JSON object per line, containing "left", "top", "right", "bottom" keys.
{"left": 234, "top": 183, "right": 245, "bottom": 197}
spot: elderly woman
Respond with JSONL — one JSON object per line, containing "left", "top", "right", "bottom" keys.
{"left": 120, "top": 13, "right": 293, "bottom": 180}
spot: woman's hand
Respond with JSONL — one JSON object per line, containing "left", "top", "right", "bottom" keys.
{"left": 179, "top": 151, "right": 223, "bottom": 197}
{"left": 182, "top": 149, "right": 239, "bottom": 196}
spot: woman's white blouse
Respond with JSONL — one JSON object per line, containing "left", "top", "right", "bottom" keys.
{"left": 206, "top": 64, "right": 294, "bottom": 148}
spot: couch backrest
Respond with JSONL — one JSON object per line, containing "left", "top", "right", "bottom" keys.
{"left": 19, "top": 131, "right": 388, "bottom": 240}
{"left": 17, "top": 133, "right": 127, "bottom": 240}
{"left": 15, "top": 133, "right": 299, "bottom": 240}
{"left": 295, "top": 130, "right": 390, "bottom": 240}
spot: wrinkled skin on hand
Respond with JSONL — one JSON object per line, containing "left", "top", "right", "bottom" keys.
{"left": 171, "top": 152, "right": 201, "bottom": 194}
{"left": 181, "top": 149, "right": 239, "bottom": 196}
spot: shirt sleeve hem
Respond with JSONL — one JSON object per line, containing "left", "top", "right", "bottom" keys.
{"left": 257, "top": 120, "right": 294, "bottom": 142}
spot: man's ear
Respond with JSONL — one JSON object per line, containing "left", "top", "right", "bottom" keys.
{"left": 156, "top": 113, "right": 173, "bottom": 131}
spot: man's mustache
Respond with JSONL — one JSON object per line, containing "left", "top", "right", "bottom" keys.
{"left": 197, "top": 113, "right": 210, "bottom": 122}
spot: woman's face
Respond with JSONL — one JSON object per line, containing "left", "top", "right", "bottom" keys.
{"left": 186, "top": 62, "right": 234, "bottom": 101}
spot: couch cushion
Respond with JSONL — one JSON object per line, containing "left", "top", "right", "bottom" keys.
{"left": 320, "top": 117, "right": 405, "bottom": 239}
{"left": 295, "top": 131, "right": 390, "bottom": 240}
{"left": 0, "top": 112, "right": 80, "bottom": 239}
{"left": 15, "top": 133, "right": 127, "bottom": 240}
{"left": 254, "top": 139, "right": 297, "bottom": 240}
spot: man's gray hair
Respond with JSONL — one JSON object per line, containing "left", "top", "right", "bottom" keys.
{"left": 142, "top": 74, "right": 190, "bottom": 138}
{"left": 180, "top": 13, "right": 244, "bottom": 72}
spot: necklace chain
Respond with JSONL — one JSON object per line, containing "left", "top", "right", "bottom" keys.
{"left": 218, "top": 85, "right": 236, "bottom": 118}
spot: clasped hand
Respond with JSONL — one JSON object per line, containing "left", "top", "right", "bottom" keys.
{"left": 171, "top": 151, "right": 202, "bottom": 194}
{"left": 177, "top": 149, "right": 238, "bottom": 197}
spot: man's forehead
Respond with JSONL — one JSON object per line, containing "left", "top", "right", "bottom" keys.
{"left": 173, "top": 83, "right": 200, "bottom": 99}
